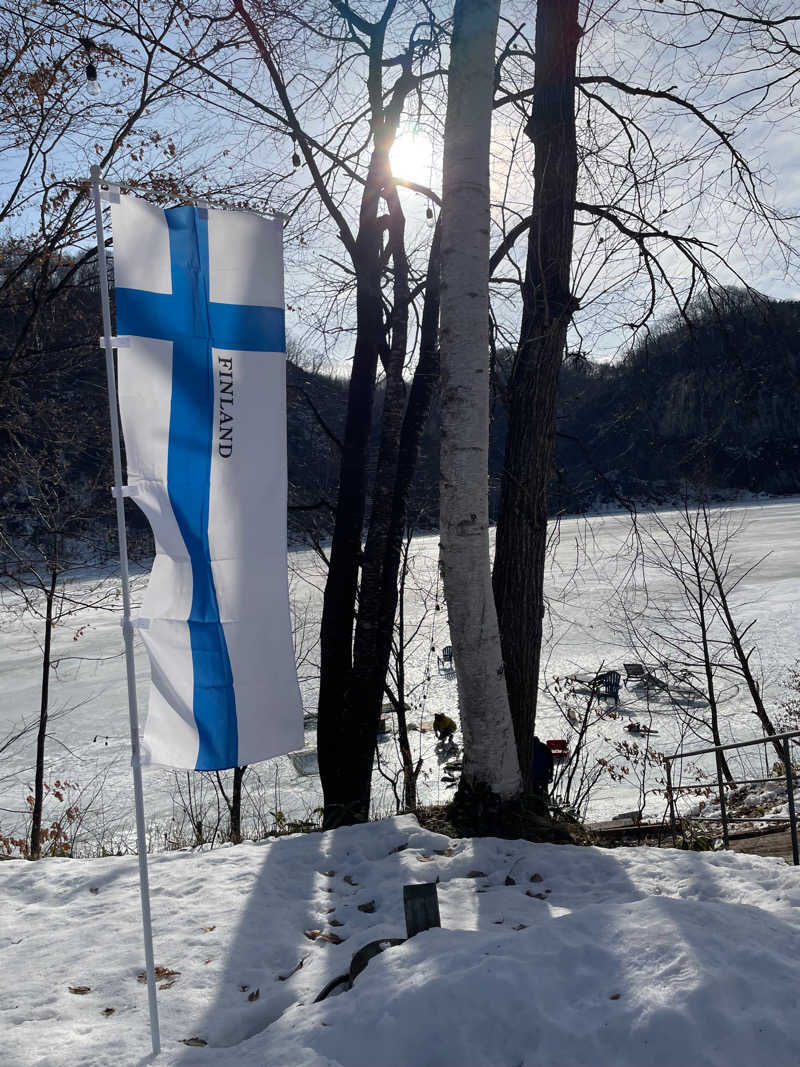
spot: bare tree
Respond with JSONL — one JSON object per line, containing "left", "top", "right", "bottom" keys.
{"left": 490, "top": 0, "right": 800, "bottom": 791}
{"left": 0, "top": 0, "right": 221, "bottom": 403}
{"left": 697, "top": 504, "right": 782, "bottom": 759}
{"left": 27, "top": 0, "right": 447, "bottom": 827}
{"left": 439, "top": 0, "right": 521, "bottom": 810}
{"left": 0, "top": 439, "right": 117, "bottom": 859}
{"left": 380, "top": 527, "right": 432, "bottom": 812}
{"left": 492, "top": 0, "right": 581, "bottom": 794}
{"left": 619, "top": 503, "right": 782, "bottom": 769}
{"left": 618, "top": 505, "right": 737, "bottom": 783}
{"left": 227, "top": 0, "right": 447, "bottom": 826}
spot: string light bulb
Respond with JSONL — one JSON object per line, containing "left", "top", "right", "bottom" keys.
{"left": 80, "top": 37, "right": 101, "bottom": 97}
{"left": 85, "top": 61, "right": 101, "bottom": 96}
{"left": 425, "top": 205, "right": 434, "bottom": 228}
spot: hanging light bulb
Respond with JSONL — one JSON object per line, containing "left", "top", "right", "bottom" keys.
{"left": 81, "top": 37, "right": 101, "bottom": 97}
{"left": 425, "top": 205, "right": 434, "bottom": 228}
{"left": 292, "top": 150, "right": 301, "bottom": 168}
{"left": 85, "top": 61, "right": 101, "bottom": 96}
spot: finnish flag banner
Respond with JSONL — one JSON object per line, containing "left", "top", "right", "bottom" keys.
{"left": 111, "top": 196, "right": 303, "bottom": 770}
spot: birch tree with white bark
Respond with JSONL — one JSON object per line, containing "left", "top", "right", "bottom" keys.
{"left": 439, "top": 0, "right": 522, "bottom": 809}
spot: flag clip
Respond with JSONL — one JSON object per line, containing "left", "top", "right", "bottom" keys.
{"left": 99, "top": 183, "right": 121, "bottom": 204}
{"left": 111, "top": 485, "right": 137, "bottom": 500}
{"left": 100, "top": 335, "right": 131, "bottom": 349}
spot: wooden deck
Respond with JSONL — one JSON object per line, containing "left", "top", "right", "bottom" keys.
{"left": 587, "top": 817, "right": 798, "bottom": 864}
{"left": 726, "top": 826, "right": 798, "bottom": 864}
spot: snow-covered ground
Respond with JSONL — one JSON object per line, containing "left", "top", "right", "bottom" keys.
{"left": 2, "top": 498, "right": 799, "bottom": 850}
{"left": 4, "top": 813, "right": 800, "bottom": 1066}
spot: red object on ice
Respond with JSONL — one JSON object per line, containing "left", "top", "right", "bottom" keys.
{"left": 546, "top": 739, "right": 569, "bottom": 759}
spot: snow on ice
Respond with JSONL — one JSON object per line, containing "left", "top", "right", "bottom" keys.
{"left": 3, "top": 498, "right": 800, "bottom": 845}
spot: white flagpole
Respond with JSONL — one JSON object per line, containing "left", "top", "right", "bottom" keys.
{"left": 90, "top": 164, "right": 161, "bottom": 1058}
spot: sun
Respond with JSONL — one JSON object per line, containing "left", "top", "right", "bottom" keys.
{"left": 390, "top": 125, "right": 438, "bottom": 187}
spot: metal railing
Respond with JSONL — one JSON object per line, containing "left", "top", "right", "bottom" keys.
{"left": 664, "top": 730, "right": 800, "bottom": 866}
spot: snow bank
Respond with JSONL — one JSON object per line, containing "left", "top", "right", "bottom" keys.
{"left": 3, "top": 815, "right": 800, "bottom": 1066}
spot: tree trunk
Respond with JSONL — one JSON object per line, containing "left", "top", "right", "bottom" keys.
{"left": 395, "top": 534, "right": 420, "bottom": 810}
{"left": 701, "top": 508, "right": 783, "bottom": 763}
{"left": 440, "top": 0, "right": 522, "bottom": 807}
{"left": 231, "top": 766, "right": 245, "bottom": 843}
{"left": 216, "top": 765, "right": 246, "bottom": 843}
{"left": 680, "top": 510, "right": 735, "bottom": 783}
{"left": 237, "top": 5, "right": 438, "bottom": 829}
{"left": 338, "top": 185, "right": 411, "bottom": 823}
{"left": 316, "top": 191, "right": 386, "bottom": 826}
{"left": 694, "top": 581, "right": 734, "bottom": 785}
{"left": 30, "top": 568, "right": 57, "bottom": 860}
{"left": 493, "top": 0, "right": 581, "bottom": 792}
{"left": 340, "top": 222, "right": 442, "bottom": 824}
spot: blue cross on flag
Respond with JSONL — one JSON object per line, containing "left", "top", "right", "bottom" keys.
{"left": 111, "top": 196, "right": 303, "bottom": 770}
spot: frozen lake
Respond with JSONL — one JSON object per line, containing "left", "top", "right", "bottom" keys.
{"left": 2, "top": 497, "right": 798, "bottom": 852}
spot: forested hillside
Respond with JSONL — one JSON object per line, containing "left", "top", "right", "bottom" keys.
{"left": 550, "top": 290, "right": 800, "bottom": 512}
{"left": 2, "top": 276, "right": 798, "bottom": 560}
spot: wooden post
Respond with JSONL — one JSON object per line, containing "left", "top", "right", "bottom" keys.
{"left": 665, "top": 758, "right": 678, "bottom": 847}
{"left": 403, "top": 882, "right": 441, "bottom": 938}
{"left": 783, "top": 738, "right": 799, "bottom": 867}
{"left": 715, "top": 748, "right": 729, "bottom": 851}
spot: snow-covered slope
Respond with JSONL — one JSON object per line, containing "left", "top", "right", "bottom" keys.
{"left": 4, "top": 814, "right": 800, "bottom": 1066}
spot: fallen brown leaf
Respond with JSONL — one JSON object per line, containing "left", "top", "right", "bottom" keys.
{"left": 69, "top": 986, "right": 91, "bottom": 995}
{"left": 317, "top": 931, "right": 344, "bottom": 945}
{"left": 357, "top": 900, "right": 376, "bottom": 913}
{"left": 329, "top": 919, "right": 344, "bottom": 927}
{"left": 100, "top": 1007, "right": 115, "bottom": 1017}
{"left": 181, "top": 1037, "right": 207, "bottom": 1047}
{"left": 466, "top": 870, "right": 487, "bottom": 878}
{"left": 137, "top": 966, "right": 180, "bottom": 985}
{"left": 343, "top": 874, "right": 358, "bottom": 886}
{"left": 248, "top": 988, "right": 260, "bottom": 1002}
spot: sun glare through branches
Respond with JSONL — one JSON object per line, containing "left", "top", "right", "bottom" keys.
{"left": 390, "top": 124, "right": 439, "bottom": 189}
